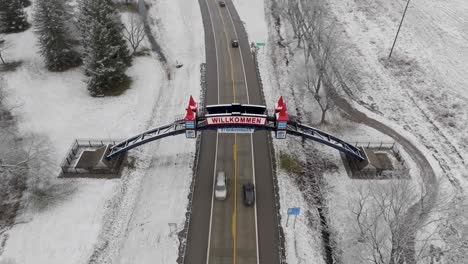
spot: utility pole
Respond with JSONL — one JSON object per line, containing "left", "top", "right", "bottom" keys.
{"left": 389, "top": 0, "right": 412, "bottom": 59}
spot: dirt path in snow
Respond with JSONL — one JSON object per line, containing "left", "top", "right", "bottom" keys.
{"left": 137, "top": 0, "right": 169, "bottom": 72}
{"left": 330, "top": 84, "right": 437, "bottom": 188}
{"left": 329, "top": 80, "right": 438, "bottom": 261}
{"left": 266, "top": 2, "right": 439, "bottom": 262}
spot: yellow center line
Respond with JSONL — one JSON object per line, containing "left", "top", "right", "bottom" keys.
{"left": 216, "top": 2, "right": 238, "bottom": 263}
{"left": 216, "top": 2, "right": 237, "bottom": 103}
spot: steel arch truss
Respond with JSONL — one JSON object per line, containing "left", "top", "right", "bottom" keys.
{"left": 106, "top": 121, "right": 186, "bottom": 159}
{"left": 286, "top": 122, "right": 363, "bottom": 160}
{"left": 106, "top": 117, "right": 364, "bottom": 161}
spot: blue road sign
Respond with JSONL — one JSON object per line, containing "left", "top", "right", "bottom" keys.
{"left": 287, "top": 207, "right": 300, "bottom": 215}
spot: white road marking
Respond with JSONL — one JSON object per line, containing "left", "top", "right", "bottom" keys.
{"left": 205, "top": 0, "right": 221, "bottom": 262}
{"left": 225, "top": 3, "right": 250, "bottom": 105}
{"left": 206, "top": 132, "right": 219, "bottom": 264}
{"left": 226, "top": 2, "right": 260, "bottom": 264}
{"left": 205, "top": 0, "right": 260, "bottom": 263}
{"left": 250, "top": 133, "right": 260, "bottom": 264}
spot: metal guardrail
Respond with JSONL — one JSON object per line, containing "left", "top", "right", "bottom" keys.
{"left": 61, "top": 139, "right": 125, "bottom": 174}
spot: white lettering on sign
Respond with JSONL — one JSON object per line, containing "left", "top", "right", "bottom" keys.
{"left": 206, "top": 116, "right": 267, "bottom": 125}
{"left": 218, "top": 128, "right": 255, "bottom": 134}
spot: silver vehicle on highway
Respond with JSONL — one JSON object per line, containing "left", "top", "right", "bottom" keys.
{"left": 215, "top": 171, "right": 227, "bottom": 200}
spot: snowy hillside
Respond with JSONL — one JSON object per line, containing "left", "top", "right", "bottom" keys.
{"left": 1, "top": 0, "right": 466, "bottom": 263}
{"left": 231, "top": 0, "right": 468, "bottom": 263}
{"left": 327, "top": 0, "right": 467, "bottom": 190}
{"left": 0, "top": 0, "right": 203, "bottom": 263}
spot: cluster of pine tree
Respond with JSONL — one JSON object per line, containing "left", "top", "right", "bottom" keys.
{"left": 0, "top": 0, "right": 30, "bottom": 33}
{"left": 34, "top": 0, "right": 81, "bottom": 71}
{"left": 2, "top": 0, "right": 131, "bottom": 96}
{"left": 78, "top": 0, "right": 131, "bottom": 96}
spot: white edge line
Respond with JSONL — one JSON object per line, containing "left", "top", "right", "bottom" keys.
{"left": 205, "top": 0, "right": 220, "bottom": 262}
{"left": 206, "top": 132, "right": 219, "bottom": 264}
{"left": 213, "top": 2, "right": 220, "bottom": 104}
{"left": 205, "top": 0, "right": 220, "bottom": 105}
{"left": 226, "top": 3, "right": 260, "bottom": 264}
{"left": 250, "top": 133, "right": 260, "bottom": 264}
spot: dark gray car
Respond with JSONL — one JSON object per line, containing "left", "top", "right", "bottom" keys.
{"left": 243, "top": 182, "right": 255, "bottom": 206}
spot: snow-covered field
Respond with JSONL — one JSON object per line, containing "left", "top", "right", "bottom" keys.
{"left": 1, "top": 32, "right": 162, "bottom": 264}
{"left": 323, "top": 0, "right": 468, "bottom": 261}
{"left": 0, "top": 0, "right": 203, "bottom": 263}
{"left": 112, "top": 0, "right": 204, "bottom": 263}
{"left": 1, "top": 0, "right": 466, "bottom": 263}
{"left": 327, "top": 0, "right": 467, "bottom": 190}
{"left": 232, "top": 0, "right": 467, "bottom": 263}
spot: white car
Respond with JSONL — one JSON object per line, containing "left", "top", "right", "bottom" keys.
{"left": 215, "top": 171, "right": 227, "bottom": 200}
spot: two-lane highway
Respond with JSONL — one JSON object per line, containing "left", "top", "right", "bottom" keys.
{"left": 204, "top": 0, "right": 258, "bottom": 262}
{"left": 185, "top": 0, "right": 280, "bottom": 263}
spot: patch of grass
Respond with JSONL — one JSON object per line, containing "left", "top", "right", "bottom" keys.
{"left": 134, "top": 47, "right": 151, "bottom": 57}
{"left": 0, "top": 61, "right": 23, "bottom": 72}
{"left": 29, "top": 180, "right": 77, "bottom": 212}
{"left": 116, "top": 2, "right": 139, "bottom": 13}
{"left": 0, "top": 109, "right": 14, "bottom": 121}
{"left": 126, "top": 156, "right": 137, "bottom": 170}
{"left": 279, "top": 152, "right": 302, "bottom": 175}
{"left": 0, "top": 167, "right": 27, "bottom": 228}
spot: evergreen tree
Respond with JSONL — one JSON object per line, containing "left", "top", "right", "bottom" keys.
{"left": 0, "top": 0, "right": 30, "bottom": 33}
{"left": 34, "top": 0, "right": 81, "bottom": 71}
{"left": 77, "top": 0, "right": 95, "bottom": 53}
{"left": 19, "top": 0, "right": 31, "bottom": 8}
{"left": 79, "top": 0, "right": 131, "bottom": 95}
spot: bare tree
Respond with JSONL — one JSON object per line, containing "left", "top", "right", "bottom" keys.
{"left": 0, "top": 78, "right": 5, "bottom": 105}
{"left": 301, "top": 23, "right": 338, "bottom": 125}
{"left": 297, "top": 0, "right": 323, "bottom": 51}
{"left": 278, "top": 0, "right": 337, "bottom": 125}
{"left": 0, "top": 136, "right": 47, "bottom": 170}
{"left": 348, "top": 180, "right": 466, "bottom": 264}
{"left": 302, "top": 59, "right": 334, "bottom": 125}
{"left": 276, "top": 0, "right": 324, "bottom": 50}
{"left": 350, "top": 181, "right": 416, "bottom": 264}
{"left": 0, "top": 38, "right": 7, "bottom": 65}
{"left": 278, "top": 0, "right": 302, "bottom": 45}
{"left": 123, "top": 13, "right": 145, "bottom": 56}
{"left": 0, "top": 78, "right": 22, "bottom": 114}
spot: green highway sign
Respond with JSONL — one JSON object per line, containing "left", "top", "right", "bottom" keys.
{"left": 256, "top": 42, "right": 265, "bottom": 46}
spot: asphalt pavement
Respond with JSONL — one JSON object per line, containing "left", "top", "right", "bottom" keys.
{"left": 184, "top": 0, "right": 280, "bottom": 263}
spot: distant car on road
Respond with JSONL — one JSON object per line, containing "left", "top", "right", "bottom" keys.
{"left": 219, "top": 1, "right": 226, "bottom": 7}
{"left": 215, "top": 171, "right": 227, "bottom": 200}
{"left": 243, "top": 182, "right": 255, "bottom": 206}
{"left": 231, "top": 39, "right": 239, "bottom": 48}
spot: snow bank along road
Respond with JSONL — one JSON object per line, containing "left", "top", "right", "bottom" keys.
{"left": 184, "top": 0, "right": 281, "bottom": 263}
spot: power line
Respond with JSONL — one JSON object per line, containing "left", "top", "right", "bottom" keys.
{"left": 389, "top": 0, "right": 412, "bottom": 59}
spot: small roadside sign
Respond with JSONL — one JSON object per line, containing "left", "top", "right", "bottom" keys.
{"left": 288, "top": 207, "right": 300, "bottom": 215}
{"left": 287, "top": 207, "right": 300, "bottom": 228}
{"left": 256, "top": 42, "right": 265, "bottom": 46}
